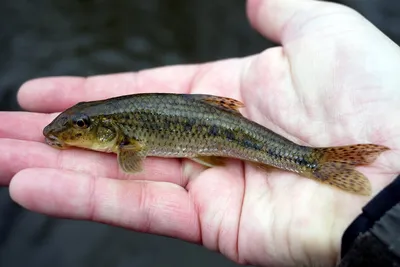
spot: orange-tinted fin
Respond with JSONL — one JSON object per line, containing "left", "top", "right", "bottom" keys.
{"left": 305, "top": 162, "right": 371, "bottom": 196}
{"left": 191, "top": 156, "right": 227, "bottom": 168}
{"left": 190, "top": 94, "right": 245, "bottom": 115}
{"left": 251, "top": 162, "right": 279, "bottom": 172}
{"left": 318, "top": 144, "right": 389, "bottom": 165}
{"left": 306, "top": 143, "right": 389, "bottom": 195}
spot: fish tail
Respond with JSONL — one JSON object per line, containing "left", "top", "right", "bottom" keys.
{"left": 307, "top": 144, "right": 389, "bottom": 196}
{"left": 317, "top": 144, "right": 390, "bottom": 165}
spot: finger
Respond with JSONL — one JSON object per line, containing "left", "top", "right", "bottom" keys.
{"left": 0, "top": 111, "right": 56, "bottom": 142}
{"left": 246, "top": 0, "right": 362, "bottom": 44}
{"left": 0, "top": 139, "right": 185, "bottom": 186}
{"left": 18, "top": 58, "right": 248, "bottom": 113}
{"left": 9, "top": 168, "right": 200, "bottom": 242}
{"left": 18, "top": 64, "right": 200, "bottom": 113}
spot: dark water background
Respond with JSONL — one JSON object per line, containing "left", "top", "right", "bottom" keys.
{"left": 0, "top": 0, "right": 399, "bottom": 266}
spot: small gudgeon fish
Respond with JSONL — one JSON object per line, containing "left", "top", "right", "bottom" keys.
{"left": 43, "top": 93, "right": 389, "bottom": 196}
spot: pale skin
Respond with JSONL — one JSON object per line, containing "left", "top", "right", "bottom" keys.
{"left": 1, "top": 0, "right": 400, "bottom": 266}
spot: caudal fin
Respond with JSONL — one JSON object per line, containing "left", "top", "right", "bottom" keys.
{"left": 318, "top": 144, "right": 389, "bottom": 165}
{"left": 307, "top": 144, "right": 389, "bottom": 196}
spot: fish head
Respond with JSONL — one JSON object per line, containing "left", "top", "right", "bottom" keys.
{"left": 43, "top": 104, "right": 118, "bottom": 152}
{"left": 43, "top": 110, "right": 95, "bottom": 149}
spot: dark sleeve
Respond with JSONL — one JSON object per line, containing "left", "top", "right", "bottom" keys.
{"left": 338, "top": 175, "right": 400, "bottom": 267}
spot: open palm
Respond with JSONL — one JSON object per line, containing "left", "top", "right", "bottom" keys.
{"left": 1, "top": 1, "right": 400, "bottom": 266}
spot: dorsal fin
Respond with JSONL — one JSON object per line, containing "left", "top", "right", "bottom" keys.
{"left": 189, "top": 94, "right": 245, "bottom": 115}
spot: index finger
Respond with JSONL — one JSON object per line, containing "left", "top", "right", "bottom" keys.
{"left": 18, "top": 64, "right": 200, "bottom": 113}
{"left": 18, "top": 57, "right": 248, "bottom": 113}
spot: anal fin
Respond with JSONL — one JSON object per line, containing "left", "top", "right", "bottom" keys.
{"left": 305, "top": 162, "right": 371, "bottom": 196}
{"left": 191, "top": 156, "right": 227, "bottom": 168}
{"left": 250, "top": 162, "right": 279, "bottom": 172}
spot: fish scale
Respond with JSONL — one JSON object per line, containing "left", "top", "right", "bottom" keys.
{"left": 43, "top": 93, "right": 389, "bottom": 196}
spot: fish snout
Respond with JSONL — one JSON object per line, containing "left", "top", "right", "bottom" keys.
{"left": 43, "top": 124, "right": 52, "bottom": 136}
{"left": 43, "top": 124, "right": 67, "bottom": 149}
{"left": 44, "top": 134, "right": 66, "bottom": 149}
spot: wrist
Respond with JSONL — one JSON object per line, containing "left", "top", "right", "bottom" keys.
{"left": 338, "top": 175, "right": 400, "bottom": 266}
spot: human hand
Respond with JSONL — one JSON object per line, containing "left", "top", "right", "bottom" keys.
{"left": 1, "top": 0, "right": 400, "bottom": 266}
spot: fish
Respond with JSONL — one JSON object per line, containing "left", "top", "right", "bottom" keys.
{"left": 43, "top": 93, "right": 389, "bottom": 196}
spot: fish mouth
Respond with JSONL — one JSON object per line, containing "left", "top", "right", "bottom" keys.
{"left": 45, "top": 134, "right": 68, "bottom": 149}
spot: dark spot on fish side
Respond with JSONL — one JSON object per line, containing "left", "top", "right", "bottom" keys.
{"left": 183, "top": 118, "right": 196, "bottom": 131}
{"left": 242, "top": 139, "right": 261, "bottom": 150}
{"left": 208, "top": 125, "right": 219, "bottom": 136}
{"left": 268, "top": 148, "right": 277, "bottom": 158}
{"left": 225, "top": 129, "right": 235, "bottom": 141}
{"left": 297, "top": 158, "right": 306, "bottom": 166}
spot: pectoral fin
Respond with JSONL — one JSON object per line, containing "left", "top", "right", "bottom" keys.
{"left": 117, "top": 141, "right": 147, "bottom": 173}
{"left": 191, "top": 156, "right": 227, "bottom": 168}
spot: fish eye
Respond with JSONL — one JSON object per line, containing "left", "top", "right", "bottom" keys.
{"left": 72, "top": 115, "right": 90, "bottom": 129}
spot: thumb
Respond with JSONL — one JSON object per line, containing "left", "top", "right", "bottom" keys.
{"left": 246, "top": 0, "right": 371, "bottom": 45}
